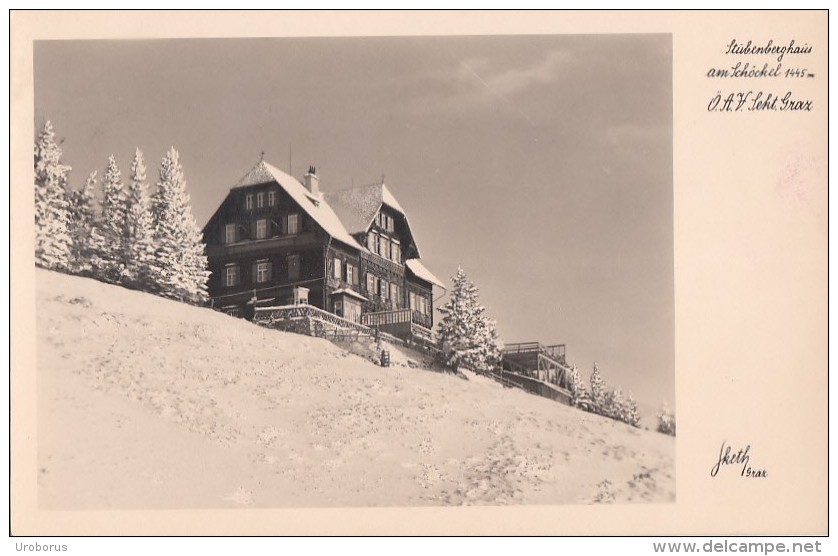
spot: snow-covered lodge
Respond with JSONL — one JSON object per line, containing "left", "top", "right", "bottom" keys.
{"left": 202, "top": 159, "right": 444, "bottom": 343}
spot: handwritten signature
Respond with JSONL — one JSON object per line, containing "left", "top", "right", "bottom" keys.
{"left": 710, "top": 441, "right": 767, "bottom": 478}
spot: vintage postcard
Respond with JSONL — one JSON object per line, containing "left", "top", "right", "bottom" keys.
{"left": 9, "top": 10, "right": 827, "bottom": 536}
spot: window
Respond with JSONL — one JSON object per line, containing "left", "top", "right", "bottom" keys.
{"left": 367, "top": 232, "right": 376, "bottom": 251}
{"left": 391, "top": 241, "right": 400, "bottom": 263}
{"left": 268, "top": 190, "right": 276, "bottom": 206}
{"left": 225, "top": 265, "right": 239, "bottom": 287}
{"left": 333, "top": 257, "right": 342, "bottom": 280}
{"left": 287, "top": 213, "right": 300, "bottom": 235}
{"left": 367, "top": 273, "right": 376, "bottom": 294}
{"left": 373, "top": 233, "right": 381, "bottom": 255}
{"left": 388, "top": 215, "right": 395, "bottom": 232}
{"left": 380, "top": 279, "right": 389, "bottom": 299}
{"left": 344, "top": 299, "right": 362, "bottom": 323}
{"left": 245, "top": 194, "right": 253, "bottom": 210}
{"left": 346, "top": 263, "right": 357, "bottom": 285}
{"left": 409, "top": 291, "right": 416, "bottom": 311}
{"left": 255, "top": 260, "right": 271, "bottom": 283}
{"left": 256, "top": 219, "right": 267, "bottom": 240}
{"left": 390, "top": 283, "right": 400, "bottom": 307}
{"left": 257, "top": 192, "right": 264, "bottom": 208}
{"left": 287, "top": 254, "right": 300, "bottom": 281}
{"left": 225, "top": 224, "right": 237, "bottom": 244}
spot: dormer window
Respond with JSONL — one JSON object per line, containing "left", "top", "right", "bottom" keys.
{"left": 245, "top": 194, "right": 254, "bottom": 210}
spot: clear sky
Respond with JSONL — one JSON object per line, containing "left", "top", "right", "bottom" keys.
{"left": 34, "top": 34, "right": 673, "bottom": 409}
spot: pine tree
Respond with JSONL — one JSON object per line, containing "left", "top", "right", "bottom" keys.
{"left": 472, "top": 314, "right": 503, "bottom": 375}
{"left": 122, "top": 148, "right": 157, "bottom": 290}
{"left": 65, "top": 170, "right": 105, "bottom": 276}
{"left": 99, "top": 154, "right": 128, "bottom": 283}
{"left": 34, "top": 120, "right": 73, "bottom": 271}
{"left": 567, "top": 365, "right": 587, "bottom": 407}
{"left": 589, "top": 362, "right": 606, "bottom": 415}
{"left": 656, "top": 400, "right": 676, "bottom": 436}
{"left": 436, "top": 267, "right": 501, "bottom": 374}
{"left": 606, "top": 387, "right": 625, "bottom": 421}
{"left": 151, "top": 147, "right": 209, "bottom": 303}
{"left": 625, "top": 392, "right": 641, "bottom": 428}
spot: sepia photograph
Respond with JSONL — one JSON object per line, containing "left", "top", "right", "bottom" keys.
{"left": 11, "top": 10, "right": 827, "bottom": 538}
{"left": 32, "top": 33, "right": 674, "bottom": 510}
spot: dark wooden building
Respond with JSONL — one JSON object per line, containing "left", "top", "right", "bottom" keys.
{"left": 202, "top": 159, "right": 444, "bottom": 341}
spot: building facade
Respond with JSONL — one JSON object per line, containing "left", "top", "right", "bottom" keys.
{"left": 202, "top": 160, "right": 444, "bottom": 340}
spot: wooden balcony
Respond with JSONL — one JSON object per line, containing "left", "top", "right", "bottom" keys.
{"left": 361, "top": 308, "right": 433, "bottom": 332}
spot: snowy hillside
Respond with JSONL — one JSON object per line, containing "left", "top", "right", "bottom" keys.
{"left": 36, "top": 269, "right": 674, "bottom": 509}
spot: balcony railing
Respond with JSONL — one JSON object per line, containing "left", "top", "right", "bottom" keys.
{"left": 503, "top": 342, "right": 566, "bottom": 362}
{"left": 361, "top": 308, "right": 433, "bottom": 331}
{"left": 255, "top": 304, "right": 371, "bottom": 335}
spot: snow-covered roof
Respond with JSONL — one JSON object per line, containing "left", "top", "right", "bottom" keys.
{"left": 324, "top": 182, "right": 420, "bottom": 258}
{"left": 406, "top": 259, "right": 445, "bottom": 289}
{"left": 330, "top": 288, "right": 369, "bottom": 302}
{"left": 233, "top": 161, "right": 365, "bottom": 251}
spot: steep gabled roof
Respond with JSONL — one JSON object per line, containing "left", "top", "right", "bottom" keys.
{"left": 228, "top": 160, "right": 366, "bottom": 251}
{"left": 324, "top": 182, "right": 420, "bottom": 258}
{"left": 406, "top": 259, "right": 445, "bottom": 289}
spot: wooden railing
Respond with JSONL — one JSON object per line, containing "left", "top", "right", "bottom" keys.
{"left": 503, "top": 342, "right": 566, "bottom": 361}
{"left": 255, "top": 304, "right": 372, "bottom": 335}
{"left": 361, "top": 308, "right": 433, "bottom": 331}
{"left": 361, "top": 308, "right": 411, "bottom": 327}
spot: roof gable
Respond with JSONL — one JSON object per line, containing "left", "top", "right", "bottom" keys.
{"left": 209, "top": 160, "right": 365, "bottom": 251}
{"left": 324, "top": 182, "right": 420, "bottom": 258}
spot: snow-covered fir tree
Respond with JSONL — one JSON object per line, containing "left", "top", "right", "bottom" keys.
{"left": 151, "top": 147, "right": 209, "bottom": 304}
{"left": 473, "top": 315, "right": 503, "bottom": 374}
{"left": 605, "top": 387, "right": 625, "bottom": 421}
{"left": 625, "top": 392, "right": 641, "bottom": 428}
{"left": 436, "top": 267, "right": 501, "bottom": 374}
{"left": 656, "top": 400, "right": 676, "bottom": 436}
{"left": 34, "top": 120, "right": 73, "bottom": 271}
{"left": 589, "top": 362, "right": 606, "bottom": 415}
{"left": 122, "top": 148, "right": 157, "bottom": 291}
{"left": 65, "top": 170, "right": 105, "bottom": 276}
{"left": 99, "top": 154, "right": 128, "bottom": 283}
{"left": 567, "top": 365, "right": 587, "bottom": 407}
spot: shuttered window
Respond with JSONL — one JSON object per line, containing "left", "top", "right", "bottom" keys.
{"left": 391, "top": 240, "right": 400, "bottom": 263}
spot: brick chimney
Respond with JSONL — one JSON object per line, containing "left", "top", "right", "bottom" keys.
{"left": 303, "top": 165, "right": 320, "bottom": 196}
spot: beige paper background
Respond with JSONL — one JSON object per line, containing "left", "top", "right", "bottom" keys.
{"left": 10, "top": 10, "right": 828, "bottom": 535}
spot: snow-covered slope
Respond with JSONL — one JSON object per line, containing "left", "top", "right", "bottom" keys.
{"left": 36, "top": 269, "right": 674, "bottom": 509}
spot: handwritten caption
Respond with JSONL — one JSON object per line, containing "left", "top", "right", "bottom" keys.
{"left": 707, "top": 39, "right": 814, "bottom": 112}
